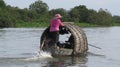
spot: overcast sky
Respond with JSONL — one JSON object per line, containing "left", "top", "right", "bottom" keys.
{"left": 4, "top": 0, "right": 120, "bottom": 16}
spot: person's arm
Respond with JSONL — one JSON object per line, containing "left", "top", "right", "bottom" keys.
{"left": 58, "top": 19, "right": 64, "bottom": 26}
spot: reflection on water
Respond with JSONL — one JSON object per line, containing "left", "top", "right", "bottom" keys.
{"left": 47, "top": 56, "right": 87, "bottom": 67}
{"left": 0, "top": 56, "right": 88, "bottom": 67}
{"left": 0, "top": 27, "right": 120, "bottom": 67}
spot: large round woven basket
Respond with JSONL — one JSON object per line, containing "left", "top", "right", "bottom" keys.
{"left": 40, "top": 22, "right": 88, "bottom": 56}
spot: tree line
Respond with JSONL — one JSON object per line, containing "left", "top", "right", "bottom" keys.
{"left": 0, "top": 0, "right": 120, "bottom": 28}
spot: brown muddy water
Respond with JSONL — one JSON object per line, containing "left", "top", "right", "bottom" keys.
{"left": 0, "top": 27, "right": 120, "bottom": 67}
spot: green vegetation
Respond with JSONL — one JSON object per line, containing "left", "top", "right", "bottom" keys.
{"left": 16, "top": 21, "right": 49, "bottom": 28}
{"left": 0, "top": 0, "right": 120, "bottom": 28}
{"left": 74, "top": 22, "right": 100, "bottom": 27}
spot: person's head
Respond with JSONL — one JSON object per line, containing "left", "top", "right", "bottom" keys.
{"left": 54, "top": 14, "right": 62, "bottom": 19}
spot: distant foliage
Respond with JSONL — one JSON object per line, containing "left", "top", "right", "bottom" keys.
{"left": 0, "top": 0, "right": 119, "bottom": 27}
{"left": 29, "top": 0, "right": 49, "bottom": 14}
{"left": 113, "top": 16, "right": 120, "bottom": 23}
{"left": 69, "top": 5, "right": 89, "bottom": 22}
{"left": 0, "top": 0, "right": 6, "bottom": 8}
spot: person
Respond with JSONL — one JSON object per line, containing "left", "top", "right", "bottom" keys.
{"left": 49, "top": 14, "right": 64, "bottom": 46}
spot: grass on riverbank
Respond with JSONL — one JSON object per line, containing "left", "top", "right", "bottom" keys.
{"left": 112, "top": 23, "right": 120, "bottom": 26}
{"left": 74, "top": 22, "right": 101, "bottom": 27}
{"left": 16, "top": 22, "right": 49, "bottom": 28}
{"left": 75, "top": 22, "right": 120, "bottom": 27}
{"left": 15, "top": 22, "right": 120, "bottom": 28}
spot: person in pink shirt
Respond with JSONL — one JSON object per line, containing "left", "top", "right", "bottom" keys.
{"left": 49, "top": 14, "right": 64, "bottom": 45}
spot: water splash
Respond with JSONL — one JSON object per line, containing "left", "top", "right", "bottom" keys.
{"left": 24, "top": 50, "right": 53, "bottom": 61}
{"left": 36, "top": 50, "right": 52, "bottom": 58}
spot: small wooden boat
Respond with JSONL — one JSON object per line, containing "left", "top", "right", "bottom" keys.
{"left": 40, "top": 22, "right": 88, "bottom": 56}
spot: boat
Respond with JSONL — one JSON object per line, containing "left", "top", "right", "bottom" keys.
{"left": 40, "top": 22, "right": 88, "bottom": 56}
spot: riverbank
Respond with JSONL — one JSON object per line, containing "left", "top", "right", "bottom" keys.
{"left": 74, "top": 22, "right": 120, "bottom": 27}
{"left": 15, "top": 22, "right": 120, "bottom": 28}
{"left": 16, "top": 22, "right": 49, "bottom": 28}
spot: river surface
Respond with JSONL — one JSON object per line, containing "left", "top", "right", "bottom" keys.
{"left": 0, "top": 27, "right": 120, "bottom": 67}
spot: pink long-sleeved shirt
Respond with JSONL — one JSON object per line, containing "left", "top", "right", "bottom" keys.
{"left": 50, "top": 18, "right": 64, "bottom": 32}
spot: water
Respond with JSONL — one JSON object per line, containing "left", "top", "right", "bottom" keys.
{"left": 0, "top": 27, "right": 120, "bottom": 67}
